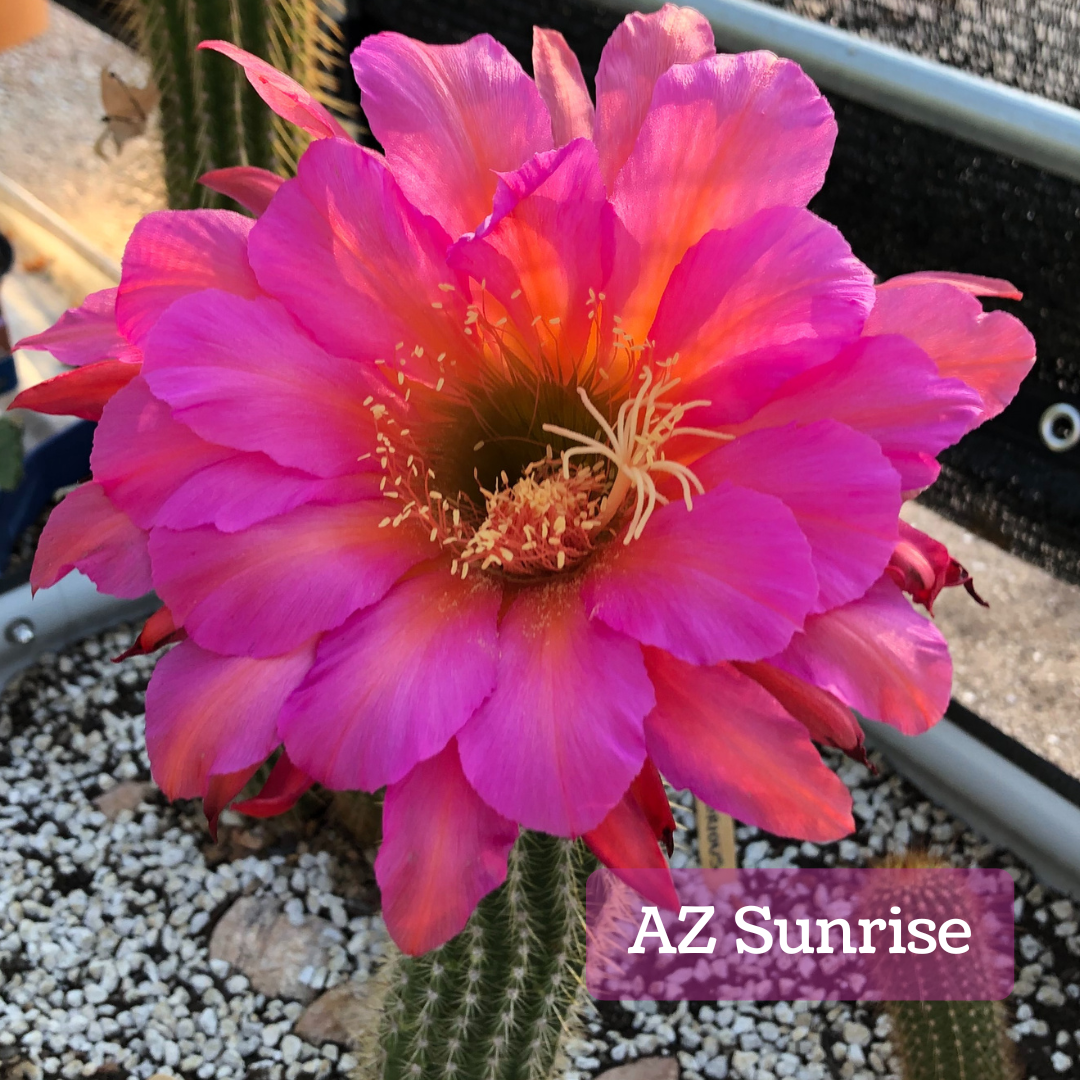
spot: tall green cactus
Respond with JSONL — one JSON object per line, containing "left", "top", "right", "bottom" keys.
{"left": 119, "top": 0, "right": 353, "bottom": 209}
{"left": 377, "top": 831, "right": 594, "bottom": 1080}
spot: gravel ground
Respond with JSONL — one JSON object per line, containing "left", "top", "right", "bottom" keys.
{"left": 2, "top": 619, "right": 1079, "bottom": 1080}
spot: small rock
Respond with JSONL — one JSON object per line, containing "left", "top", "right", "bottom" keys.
{"left": 598, "top": 1059, "right": 680, "bottom": 1080}
{"left": 93, "top": 781, "right": 156, "bottom": 821}
{"left": 842, "top": 1022, "right": 871, "bottom": 1048}
{"left": 296, "top": 982, "right": 380, "bottom": 1051}
{"left": 1051, "top": 1052, "right": 1073, "bottom": 1074}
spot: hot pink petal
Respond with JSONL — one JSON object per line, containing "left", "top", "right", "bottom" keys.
{"left": 279, "top": 569, "right": 500, "bottom": 791}
{"left": 15, "top": 288, "right": 139, "bottom": 367}
{"left": 738, "top": 335, "right": 984, "bottom": 492}
{"left": 352, "top": 32, "right": 552, "bottom": 237}
{"left": 594, "top": 4, "right": 715, "bottom": 187}
{"left": 116, "top": 210, "right": 260, "bottom": 349}
{"left": 865, "top": 281, "right": 1036, "bottom": 422}
{"left": 199, "top": 166, "right": 285, "bottom": 216}
{"left": 532, "top": 28, "right": 594, "bottom": 145}
{"left": 31, "top": 482, "right": 152, "bottom": 598}
{"left": 773, "top": 578, "right": 952, "bottom": 735}
{"left": 10, "top": 360, "right": 140, "bottom": 421}
{"left": 140, "top": 290, "right": 382, "bottom": 478}
{"left": 448, "top": 139, "right": 613, "bottom": 374}
{"left": 376, "top": 740, "right": 519, "bottom": 955}
{"left": 233, "top": 752, "right": 314, "bottom": 818}
{"left": 649, "top": 207, "right": 874, "bottom": 385}
{"left": 733, "top": 660, "right": 869, "bottom": 766}
{"left": 582, "top": 483, "right": 817, "bottom": 666}
{"left": 145, "top": 638, "right": 315, "bottom": 804}
{"left": 148, "top": 502, "right": 431, "bottom": 658}
{"left": 457, "top": 584, "right": 652, "bottom": 836}
{"left": 876, "top": 270, "right": 1022, "bottom": 301}
{"left": 695, "top": 420, "right": 901, "bottom": 613}
{"left": 644, "top": 651, "right": 855, "bottom": 842}
{"left": 613, "top": 51, "right": 836, "bottom": 340}
{"left": 248, "top": 138, "right": 468, "bottom": 376}
{"left": 199, "top": 40, "right": 349, "bottom": 140}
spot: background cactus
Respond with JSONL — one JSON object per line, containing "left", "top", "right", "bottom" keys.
{"left": 376, "top": 831, "right": 594, "bottom": 1080}
{"left": 118, "top": 0, "right": 355, "bottom": 209}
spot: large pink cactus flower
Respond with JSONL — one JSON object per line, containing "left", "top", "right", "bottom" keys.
{"left": 13, "top": 5, "right": 1034, "bottom": 954}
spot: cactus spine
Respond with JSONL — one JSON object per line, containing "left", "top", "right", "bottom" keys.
{"left": 378, "top": 831, "right": 594, "bottom": 1080}
{"left": 119, "top": 0, "right": 353, "bottom": 209}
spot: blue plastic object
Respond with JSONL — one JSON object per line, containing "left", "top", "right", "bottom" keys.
{"left": 0, "top": 355, "right": 15, "bottom": 395}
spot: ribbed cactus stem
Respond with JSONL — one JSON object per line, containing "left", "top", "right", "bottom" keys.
{"left": 380, "top": 832, "right": 593, "bottom": 1080}
{"left": 887, "top": 1000, "right": 1019, "bottom": 1080}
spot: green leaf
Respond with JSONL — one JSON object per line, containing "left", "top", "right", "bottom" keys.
{"left": 0, "top": 416, "right": 25, "bottom": 492}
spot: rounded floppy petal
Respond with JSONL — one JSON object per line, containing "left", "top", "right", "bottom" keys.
{"left": 876, "top": 270, "right": 1022, "bottom": 301}
{"left": 772, "top": 578, "right": 952, "bottom": 736}
{"left": 145, "top": 637, "right": 315, "bottom": 805}
{"left": 10, "top": 360, "right": 140, "bottom": 421}
{"left": 865, "top": 281, "right": 1036, "bottom": 422}
{"left": 448, "top": 139, "right": 613, "bottom": 373}
{"left": 199, "top": 41, "right": 349, "bottom": 140}
{"left": 140, "top": 290, "right": 382, "bottom": 479}
{"left": 738, "top": 335, "right": 984, "bottom": 493}
{"left": 14, "top": 287, "right": 139, "bottom": 367}
{"left": 644, "top": 651, "right": 855, "bottom": 842}
{"left": 352, "top": 32, "right": 552, "bottom": 237}
{"left": 733, "top": 660, "right": 868, "bottom": 766}
{"left": 582, "top": 483, "right": 817, "bottom": 666}
{"left": 376, "top": 740, "right": 519, "bottom": 956}
{"left": 116, "top": 210, "right": 260, "bottom": 349}
{"left": 649, "top": 206, "right": 874, "bottom": 384}
{"left": 594, "top": 3, "right": 715, "bottom": 188}
{"left": 695, "top": 420, "right": 901, "bottom": 613}
{"left": 248, "top": 138, "right": 467, "bottom": 377}
{"left": 31, "top": 481, "right": 152, "bottom": 598}
{"left": 233, "top": 752, "right": 314, "bottom": 819}
{"left": 94, "top": 377, "right": 377, "bottom": 534}
{"left": 280, "top": 569, "right": 501, "bottom": 792}
{"left": 613, "top": 51, "right": 836, "bottom": 340}
{"left": 532, "top": 28, "right": 594, "bottom": 145}
{"left": 457, "top": 583, "right": 652, "bottom": 837}
{"left": 148, "top": 502, "right": 431, "bottom": 658}
{"left": 199, "top": 166, "right": 285, "bottom": 217}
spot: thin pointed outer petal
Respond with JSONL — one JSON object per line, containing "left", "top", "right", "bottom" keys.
{"left": 877, "top": 270, "right": 1022, "bottom": 301}
{"left": 733, "top": 660, "right": 868, "bottom": 766}
{"left": 582, "top": 483, "right": 817, "bottom": 666}
{"left": 199, "top": 40, "right": 349, "bottom": 140}
{"left": 199, "top": 166, "right": 285, "bottom": 217}
{"left": 865, "top": 281, "right": 1036, "bottom": 422}
{"left": 280, "top": 569, "right": 501, "bottom": 792}
{"left": 594, "top": 4, "right": 714, "bottom": 187}
{"left": 533, "top": 28, "right": 594, "bottom": 145}
{"left": 772, "top": 578, "right": 952, "bottom": 736}
{"left": 737, "top": 335, "right": 984, "bottom": 493}
{"left": 631, "top": 759, "right": 675, "bottom": 854}
{"left": 613, "top": 52, "right": 836, "bottom": 341}
{"left": 148, "top": 504, "right": 432, "bottom": 658}
{"left": 248, "top": 139, "right": 468, "bottom": 376}
{"left": 353, "top": 32, "right": 553, "bottom": 237}
{"left": 10, "top": 360, "right": 140, "bottom": 421}
{"left": 584, "top": 788, "right": 680, "bottom": 911}
{"left": 233, "top": 752, "right": 314, "bottom": 819}
{"left": 695, "top": 420, "right": 901, "bottom": 614}
{"left": 204, "top": 765, "right": 263, "bottom": 838}
{"left": 457, "top": 583, "right": 652, "bottom": 837}
{"left": 140, "top": 290, "right": 383, "bottom": 479}
{"left": 31, "top": 482, "right": 152, "bottom": 599}
{"left": 886, "top": 520, "right": 953, "bottom": 611}
{"left": 376, "top": 741, "right": 519, "bottom": 956}
{"left": 644, "top": 651, "right": 855, "bottom": 842}
{"left": 116, "top": 210, "right": 260, "bottom": 349}
{"left": 15, "top": 288, "right": 139, "bottom": 367}
{"left": 145, "top": 638, "right": 315, "bottom": 803}
{"left": 448, "top": 139, "right": 612, "bottom": 373}
{"left": 648, "top": 207, "right": 874, "bottom": 386}
{"left": 114, "top": 605, "right": 185, "bottom": 661}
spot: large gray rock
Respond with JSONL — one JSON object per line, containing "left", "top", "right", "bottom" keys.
{"left": 599, "top": 1059, "right": 680, "bottom": 1080}
{"left": 295, "top": 981, "right": 379, "bottom": 1049}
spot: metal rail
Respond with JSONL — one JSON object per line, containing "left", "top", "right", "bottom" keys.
{"left": 603, "top": 0, "right": 1080, "bottom": 184}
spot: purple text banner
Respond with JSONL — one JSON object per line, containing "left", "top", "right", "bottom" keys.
{"left": 585, "top": 868, "right": 1015, "bottom": 1001}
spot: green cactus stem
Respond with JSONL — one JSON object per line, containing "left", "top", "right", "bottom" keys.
{"left": 378, "top": 831, "right": 594, "bottom": 1080}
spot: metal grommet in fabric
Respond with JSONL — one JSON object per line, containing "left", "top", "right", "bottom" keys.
{"left": 1039, "top": 402, "right": 1080, "bottom": 453}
